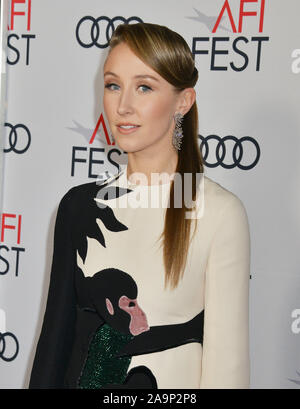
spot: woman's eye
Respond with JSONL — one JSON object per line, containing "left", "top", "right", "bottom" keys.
{"left": 104, "top": 83, "right": 119, "bottom": 91}
{"left": 104, "top": 83, "right": 152, "bottom": 92}
{"left": 139, "top": 84, "right": 152, "bottom": 92}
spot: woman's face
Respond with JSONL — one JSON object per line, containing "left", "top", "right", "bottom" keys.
{"left": 103, "top": 42, "right": 183, "bottom": 154}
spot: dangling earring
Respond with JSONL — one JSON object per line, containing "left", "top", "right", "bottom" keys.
{"left": 172, "top": 112, "right": 184, "bottom": 151}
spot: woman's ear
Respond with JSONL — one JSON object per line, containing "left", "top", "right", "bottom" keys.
{"left": 177, "top": 88, "right": 196, "bottom": 115}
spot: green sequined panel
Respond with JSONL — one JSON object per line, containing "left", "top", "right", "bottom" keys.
{"left": 79, "top": 323, "right": 134, "bottom": 389}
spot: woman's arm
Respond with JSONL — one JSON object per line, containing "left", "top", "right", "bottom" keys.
{"left": 29, "top": 188, "right": 77, "bottom": 388}
{"left": 199, "top": 194, "right": 251, "bottom": 389}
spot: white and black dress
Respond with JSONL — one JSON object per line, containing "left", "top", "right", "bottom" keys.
{"left": 29, "top": 164, "right": 250, "bottom": 389}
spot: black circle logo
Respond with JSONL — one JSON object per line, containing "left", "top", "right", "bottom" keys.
{"left": 4, "top": 123, "right": 31, "bottom": 154}
{"left": 199, "top": 134, "right": 260, "bottom": 169}
{"left": 0, "top": 332, "right": 19, "bottom": 362}
{"left": 76, "top": 16, "right": 143, "bottom": 48}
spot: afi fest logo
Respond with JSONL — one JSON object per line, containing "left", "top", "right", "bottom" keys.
{"left": 0, "top": 213, "right": 25, "bottom": 277}
{"left": 190, "top": 0, "right": 269, "bottom": 71}
{"left": 68, "top": 113, "right": 125, "bottom": 179}
{"left": 7, "top": 0, "right": 35, "bottom": 66}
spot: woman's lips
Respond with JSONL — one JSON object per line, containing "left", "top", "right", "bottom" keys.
{"left": 117, "top": 125, "right": 140, "bottom": 134}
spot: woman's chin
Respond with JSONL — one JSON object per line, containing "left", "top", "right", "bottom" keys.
{"left": 115, "top": 139, "right": 144, "bottom": 153}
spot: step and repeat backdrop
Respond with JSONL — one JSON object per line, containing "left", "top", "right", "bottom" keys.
{"left": 0, "top": 0, "right": 299, "bottom": 389}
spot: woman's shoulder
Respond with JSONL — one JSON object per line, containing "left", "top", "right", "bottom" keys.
{"left": 202, "top": 174, "right": 248, "bottom": 219}
{"left": 202, "top": 175, "right": 250, "bottom": 249}
{"left": 204, "top": 174, "right": 238, "bottom": 200}
{"left": 58, "top": 168, "right": 124, "bottom": 210}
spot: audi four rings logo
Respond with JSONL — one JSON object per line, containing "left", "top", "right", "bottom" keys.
{"left": 4, "top": 122, "right": 31, "bottom": 154}
{"left": 199, "top": 135, "right": 260, "bottom": 169}
{"left": 76, "top": 16, "right": 143, "bottom": 48}
{"left": 0, "top": 332, "right": 19, "bottom": 362}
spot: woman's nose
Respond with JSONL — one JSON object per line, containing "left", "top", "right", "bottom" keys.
{"left": 117, "top": 88, "right": 134, "bottom": 115}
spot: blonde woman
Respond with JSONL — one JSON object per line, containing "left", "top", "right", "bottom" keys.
{"left": 29, "top": 23, "right": 250, "bottom": 389}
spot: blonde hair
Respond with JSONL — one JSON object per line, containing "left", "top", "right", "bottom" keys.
{"left": 106, "top": 23, "right": 204, "bottom": 290}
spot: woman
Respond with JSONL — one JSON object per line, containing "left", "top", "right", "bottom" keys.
{"left": 29, "top": 22, "right": 250, "bottom": 389}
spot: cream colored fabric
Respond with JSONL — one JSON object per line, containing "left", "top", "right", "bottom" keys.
{"left": 78, "top": 165, "right": 250, "bottom": 389}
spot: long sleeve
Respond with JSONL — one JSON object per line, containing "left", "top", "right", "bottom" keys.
{"left": 199, "top": 194, "right": 251, "bottom": 389}
{"left": 29, "top": 188, "right": 77, "bottom": 388}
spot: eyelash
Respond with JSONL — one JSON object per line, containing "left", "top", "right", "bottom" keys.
{"left": 104, "top": 83, "right": 152, "bottom": 93}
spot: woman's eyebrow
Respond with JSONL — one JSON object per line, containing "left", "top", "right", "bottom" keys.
{"left": 104, "top": 71, "right": 159, "bottom": 82}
